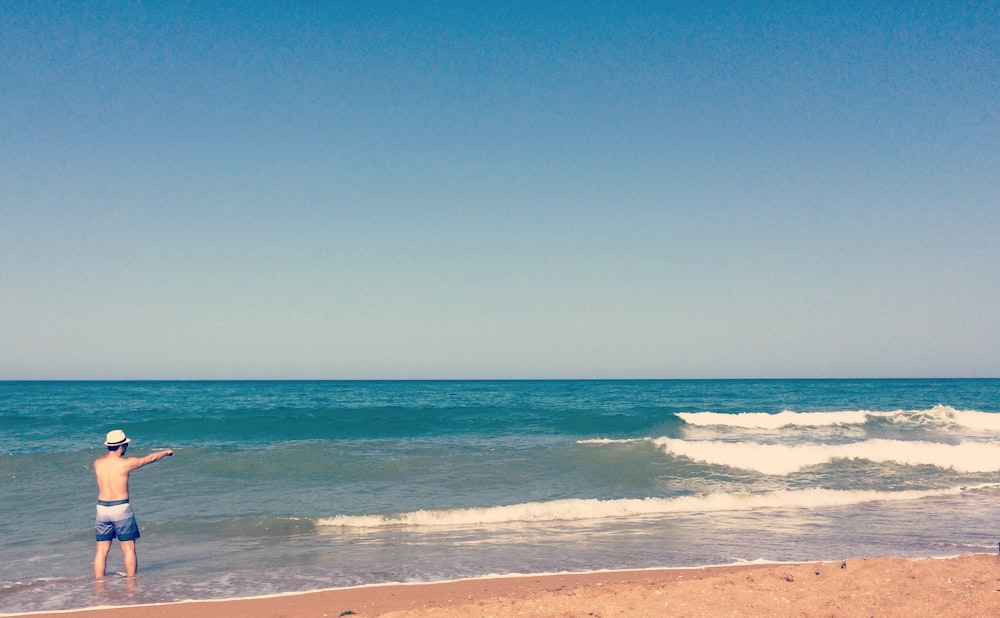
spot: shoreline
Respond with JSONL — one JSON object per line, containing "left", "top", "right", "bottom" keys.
{"left": 8, "top": 553, "right": 1000, "bottom": 618}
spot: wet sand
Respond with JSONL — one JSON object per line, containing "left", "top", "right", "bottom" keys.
{"left": 14, "top": 554, "right": 1000, "bottom": 617}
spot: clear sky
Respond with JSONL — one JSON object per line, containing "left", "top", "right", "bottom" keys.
{"left": 2, "top": 2, "right": 998, "bottom": 380}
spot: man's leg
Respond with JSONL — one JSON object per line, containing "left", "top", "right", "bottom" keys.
{"left": 93, "top": 540, "right": 112, "bottom": 578}
{"left": 120, "top": 540, "right": 137, "bottom": 577}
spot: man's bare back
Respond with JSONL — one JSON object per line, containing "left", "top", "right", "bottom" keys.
{"left": 93, "top": 430, "right": 173, "bottom": 578}
{"left": 94, "top": 447, "right": 174, "bottom": 501}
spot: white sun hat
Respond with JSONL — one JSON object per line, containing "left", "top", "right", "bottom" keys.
{"left": 104, "top": 429, "right": 131, "bottom": 447}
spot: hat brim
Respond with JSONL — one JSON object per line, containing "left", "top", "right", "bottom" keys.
{"left": 104, "top": 438, "right": 131, "bottom": 446}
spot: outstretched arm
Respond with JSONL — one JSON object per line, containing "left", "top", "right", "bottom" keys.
{"left": 129, "top": 449, "right": 174, "bottom": 470}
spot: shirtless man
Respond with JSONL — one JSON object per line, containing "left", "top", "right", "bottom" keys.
{"left": 93, "top": 429, "right": 173, "bottom": 579}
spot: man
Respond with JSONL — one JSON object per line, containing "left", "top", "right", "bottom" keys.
{"left": 93, "top": 429, "right": 173, "bottom": 579}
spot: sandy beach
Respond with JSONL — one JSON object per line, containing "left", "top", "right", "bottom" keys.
{"left": 12, "top": 554, "right": 999, "bottom": 618}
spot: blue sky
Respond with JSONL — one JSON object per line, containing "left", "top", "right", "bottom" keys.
{"left": 2, "top": 2, "right": 997, "bottom": 379}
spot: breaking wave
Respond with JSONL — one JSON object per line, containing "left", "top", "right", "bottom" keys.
{"left": 316, "top": 485, "right": 996, "bottom": 530}
{"left": 649, "top": 437, "right": 1000, "bottom": 475}
{"left": 676, "top": 405, "right": 1000, "bottom": 431}
{"left": 579, "top": 435, "right": 1000, "bottom": 475}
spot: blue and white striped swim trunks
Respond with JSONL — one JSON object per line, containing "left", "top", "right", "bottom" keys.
{"left": 95, "top": 499, "right": 140, "bottom": 542}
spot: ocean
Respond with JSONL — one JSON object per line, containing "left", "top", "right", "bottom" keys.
{"left": 2, "top": 379, "right": 998, "bottom": 613}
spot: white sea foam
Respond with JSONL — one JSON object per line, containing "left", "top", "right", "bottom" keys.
{"left": 315, "top": 485, "right": 995, "bottom": 530}
{"left": 678, "top": 410, "right": 868, "bottom": 428}
{"left": 676, "top": 405, "right": 998, "bottom": 431}
{"left": 952, "top": 410, "right": 1000, "bottom": 431}
{"left": 651, "top": 437, "right": 1000, "bottom": 475}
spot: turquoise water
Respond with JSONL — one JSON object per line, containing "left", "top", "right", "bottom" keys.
{"left": 2, "top": 379, "right": 999, "bottom": 613}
